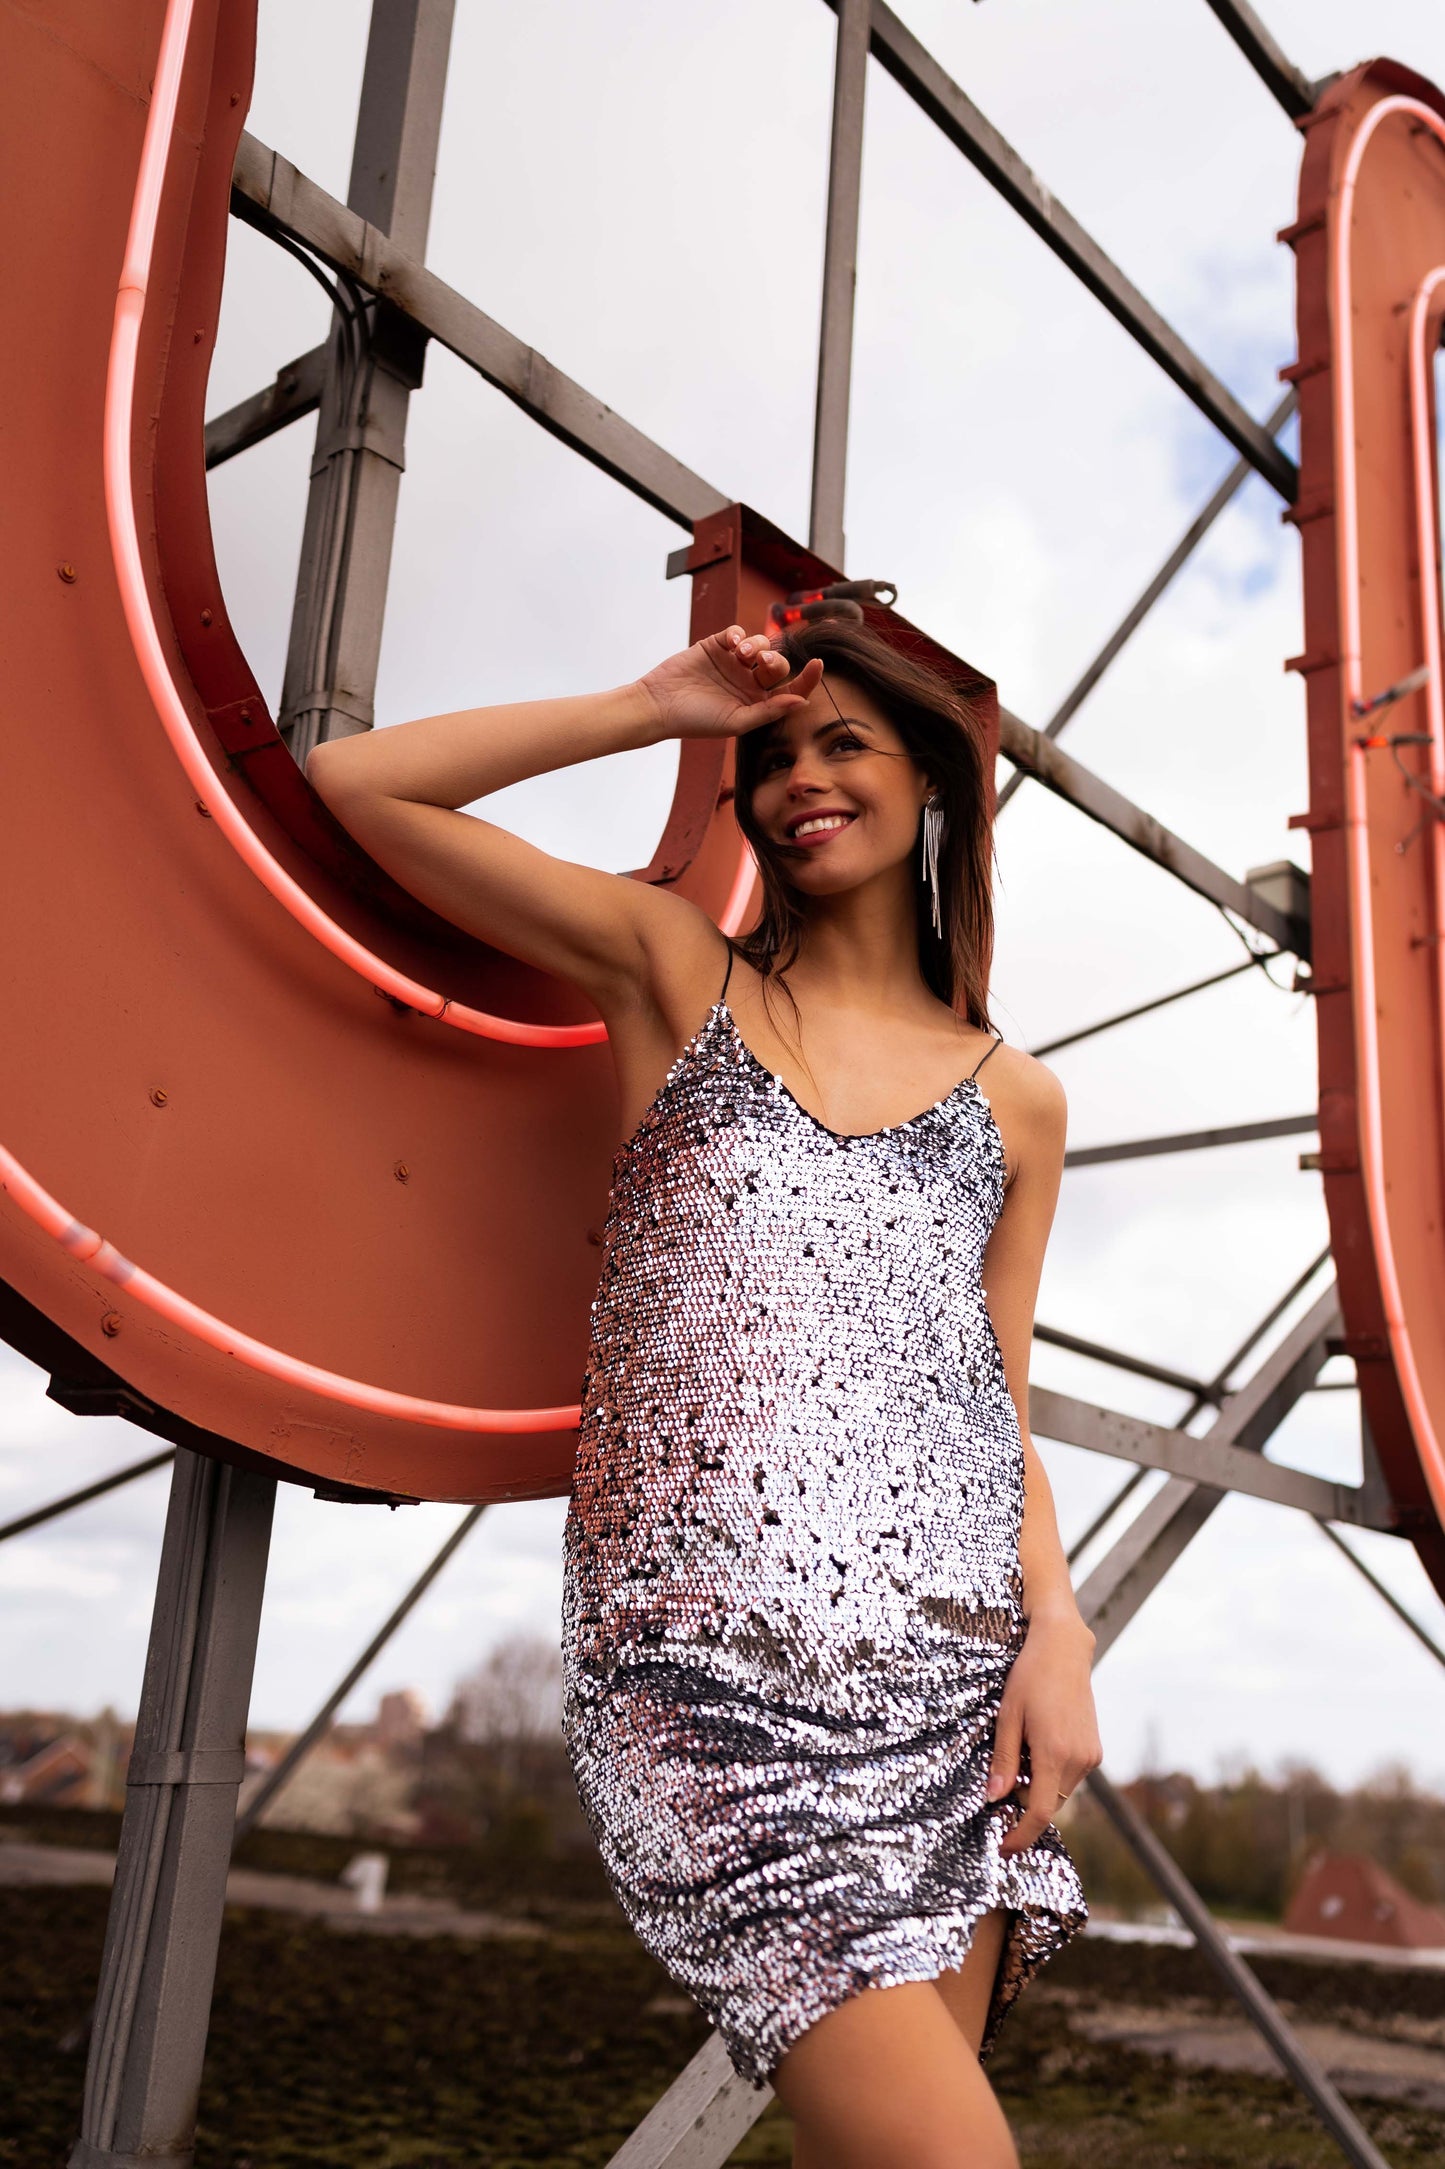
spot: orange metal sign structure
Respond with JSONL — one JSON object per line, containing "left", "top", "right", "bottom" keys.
{"left": 1289, "top": 59, "right": 1445, "bottom": 1589}
{"left": 0, "top": 0, "right": 993, "bottom": 1506}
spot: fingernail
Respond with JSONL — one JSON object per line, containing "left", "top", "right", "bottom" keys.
{"left": 986, "top": 1773, "right": 1006, "bottom": 1800}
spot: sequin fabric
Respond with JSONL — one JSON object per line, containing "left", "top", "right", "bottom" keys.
{"left": 561, "top": 956, "right": 1087, "bottom": 2090}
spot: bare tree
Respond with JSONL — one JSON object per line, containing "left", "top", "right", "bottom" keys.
{"left": 450, "top": 1632, "right": 563, "bottom": 1759}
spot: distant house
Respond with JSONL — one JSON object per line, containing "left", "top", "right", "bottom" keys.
{"left": 1284, "top": 1851, "right": 1445, "bottom": 1949}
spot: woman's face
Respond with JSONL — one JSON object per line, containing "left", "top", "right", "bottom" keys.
{"left": 745, "top": 673, "right": 932, "bottom": 900}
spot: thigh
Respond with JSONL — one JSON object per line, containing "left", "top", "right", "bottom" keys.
{"left": 931, "top": 1907, "right": 1012, "bottom": 2056}
{"left": 774, "top": 1976, "right": 1017, "bottom": 2169}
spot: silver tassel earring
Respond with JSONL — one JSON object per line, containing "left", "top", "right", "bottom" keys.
{"left": 921, "top": 793, "right": 945, "bottom": 938}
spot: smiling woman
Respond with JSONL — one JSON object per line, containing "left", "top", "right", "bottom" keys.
{"left": 308, "top": 617, "right": 1099, "bottom": 2169}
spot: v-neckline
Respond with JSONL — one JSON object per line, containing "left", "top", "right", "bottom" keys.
{"left": 719, "top": 1000, "right": 1003, "bottom": 1155}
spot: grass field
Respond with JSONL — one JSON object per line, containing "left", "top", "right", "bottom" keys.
{"left": 4, "top": 1869, "right": 1445, "bottom": 2168}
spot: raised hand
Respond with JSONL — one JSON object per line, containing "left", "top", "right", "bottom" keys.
{"left": 637, "top": 626, "right": 825, "bottom": 742}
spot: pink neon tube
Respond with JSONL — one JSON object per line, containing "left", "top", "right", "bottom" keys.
{"left": 1, "top": 0, "right": 764, "bottom": 1437}
{"left": 1404, "top": 266, "right": 1445, "bottom": 1175}
{"left": 1332, "top": 95, "right": 1445, "bottom": 1523}
{"left": 102, "top": 0, "right": 753, "bottom": 1053}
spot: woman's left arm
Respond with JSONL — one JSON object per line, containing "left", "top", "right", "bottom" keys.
{"left": 976, "top": 1055, "right": 1103, "bottom": 1855}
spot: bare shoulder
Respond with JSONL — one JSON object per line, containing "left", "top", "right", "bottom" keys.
{"left": 981, "top": 1041, "right": 1067, "bottom": 1182}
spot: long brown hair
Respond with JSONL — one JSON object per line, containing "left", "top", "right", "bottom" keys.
{"left": 731, "top": 617, "right": 997, "bottom": 1034}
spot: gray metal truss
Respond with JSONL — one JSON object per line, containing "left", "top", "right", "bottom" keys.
{"left": 204, "top": 343, "right": 326, "bottom": 470}
{"left": 278, "top": 0, "right": 454, "bottom": 759}
{"left": 229, "top": 136, "right": 728, "bottom": 529}
{"left": 997, "top": 388, "right": 1298, "bottom": 814}
{"left": 1201, "top": 0, "right": 1320, "bottom": 122}
{"left": 821, "top": 0, "right": 1297, "bottom": 498}
{"left": 68, "top": 1453, "right": 276, "bottom": 2169}
{"left": 810, "top": 0, "right": 869, "bottom": 566}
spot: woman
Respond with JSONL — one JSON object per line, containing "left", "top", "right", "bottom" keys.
{"left": 307, "top": 615, "right": 1101, "bottom": 2169}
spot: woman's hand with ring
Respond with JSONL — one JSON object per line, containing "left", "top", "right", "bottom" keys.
{"left": 987, "top": 1608, "right": 1102, "bottom": 1858}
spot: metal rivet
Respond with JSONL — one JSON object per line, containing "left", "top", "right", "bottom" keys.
{"left": 58, "top": 563, "right": 78, "bottom": 583}
{"left": 193, "top": 329, "right": 204, "bottom": 344}
{"left": 393, "top": 1162, "right": 410, "bottom": 1183}
{"left": 240, "top": 710, "right": 254, "bottom": 727}
{"left": 101, "top": 1312, "right": 123, "bottom": 1338}
{"left": 200, "top": 609, "right": 213, "bottom": 627}
{"left": 150, "top": 1088, "right": 169, "bottom": 1108}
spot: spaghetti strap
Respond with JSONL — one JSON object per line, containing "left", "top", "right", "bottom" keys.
{"left": 718, "top": 936, "right": 735, "bottom": 1006}
{"left": 967, "top": 1030, "right": 1003, "bottom": 1080}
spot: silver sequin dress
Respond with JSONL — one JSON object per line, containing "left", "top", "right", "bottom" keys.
{"left": 561, "top": 941, "right": 1086, "bottom": 2089}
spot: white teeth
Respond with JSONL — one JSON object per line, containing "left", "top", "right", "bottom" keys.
{"left": 792, "top": 814, "right": 853, "bottom": 838}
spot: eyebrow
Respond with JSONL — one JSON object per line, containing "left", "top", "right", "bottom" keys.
{"left": 757, "top": 714, "right": 871, "bottom": 747}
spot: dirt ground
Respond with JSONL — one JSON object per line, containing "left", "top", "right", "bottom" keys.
{"left": 3, "top": 1835, "right": 1445, "bottom": 2168}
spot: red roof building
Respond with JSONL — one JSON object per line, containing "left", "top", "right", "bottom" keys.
{"left": 1284, "top": 1852, "right": 1445, "bottom": 1949}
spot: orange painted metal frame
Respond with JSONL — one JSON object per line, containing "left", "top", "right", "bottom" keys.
{"left": 1289, "top": 60, "right": 1445, "bottom": 1594}
{"left": 0, "top": 0, "right": 996, "bottom": 1503}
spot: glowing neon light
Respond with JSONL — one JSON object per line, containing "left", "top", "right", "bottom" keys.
{"left": 1332, "top": 95, "right": 1445, "bottom": 1524}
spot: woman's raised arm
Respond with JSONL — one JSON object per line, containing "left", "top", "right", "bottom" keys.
{"left": 304, "top": 630, "right": 822, "bottom": 1012}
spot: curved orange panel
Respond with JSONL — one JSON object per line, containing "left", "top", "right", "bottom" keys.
{"left": 0, "top": 2, "right": 997, "bottom": 1505}
{"left": 1290, "top": 59, "right": 1445, "bottom": 1594}
{"left": 0, "top": 0, "right": 742, "bottom": 1502}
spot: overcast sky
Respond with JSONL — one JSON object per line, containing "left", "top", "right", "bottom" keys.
{"left": 7, "top": 0, "right": 1445, "bottom": 1793}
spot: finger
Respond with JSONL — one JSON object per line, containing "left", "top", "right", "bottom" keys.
{"left": 986, "top": 1702, "right": 1023, "bottom": 1802}
{"left": 1000, "top": 1802, "right": 1049, "bottom": 1857}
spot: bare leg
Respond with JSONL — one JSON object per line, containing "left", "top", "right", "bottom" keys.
{"left": 778, "top": 1970, "right": 1019, "bottom": 2169}
{"left": 933, "top": 1906, "right": 1012, "bottom": 2055}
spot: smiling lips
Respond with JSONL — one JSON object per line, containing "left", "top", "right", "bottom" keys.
{"left": 785, "top": 810, "right": 857, "bottom": 847}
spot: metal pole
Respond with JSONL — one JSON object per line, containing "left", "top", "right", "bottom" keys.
{"left": 0, "top": 1450, "right": 173, "bottom": 1543}
{"left": 809, "top": 0, "right": 869, "bottom": 568}
{"left": 278, "top": 0, "right": 455, "bottom": 761}
{"left": 1086, "top": 1770, "right": 1390, "bottom": 2169}
{"left": 1198, "top": 0, "right": 1318, "bottom": 123}
{"left": 997, "top": 387, "right": 1296, "bottom": 812}
{"left": 1028, "top": 954, "right": 1267, "bottom": 1057}
{"left": 234, "top": 1503, "right": 486, "bottom": 1843}
{"left": 1317, "top": 1522, "right": 1445, "bottom": 1674}
{"left": 69, "top": 1452, "right": 275, "bottom": 2169}
{"left": 1067, "top": 1246, "right": 1331, "bottom": 1568}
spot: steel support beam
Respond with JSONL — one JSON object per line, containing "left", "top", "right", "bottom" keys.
{"left": 1030, "top": 1383, "right": 1377, "bottom": 1527}
{"left": 69, "top": 1452, "right": 275, "bottom": 2169}
{"left": 0, "top": 1450, "right": 173, "bottom": 1543}
{"left": 230, "top": 154, "right": 1308, "bottom": 964}
{"left": 1029, "top": 956, "right": 1268, "bottom": 1058}
{"left": 997, "top": 388, "right": 1297, "bottom": 812}
{"left": 997, "top": 704, "right": 1308, "bottom": 956}
{"left": 1087, "top": 1769, "right": 1389, "bottom": 2169}
{"left": 1065, "top": 1247, "right": 1332, "bottom": 1568}
{"left": 1200, "top": 0, "right": 1318, "bottom": 123}
{"left": 1076, "top": 1284, "right": 1340, "bottom": 1659}
{"left": 824, "top": 0, "right": 1297, "bottom": 499}
{"left": 1065, "top": 1111, "right": 1316, "bottom": 1169}
{"left": 1318, "top": 1523, "right": 1445, "bottom": 1673}
{"left": 279, "top": 0, "right": 455, "bottom": 759}
{"left": 233, "top": 1502, "right": 486, "bottom": 1843}
{"left": 204, "top": 344, "right": 326, "bottom": 470}
{"left": 231, "top": 137, "right": 728, "bottom": 531}
{"left": 1033, "top": 1325, "right": 1222, "bottom": 1405}
{"left": 810, "top": 0, "right": 869, "bottom": 567}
